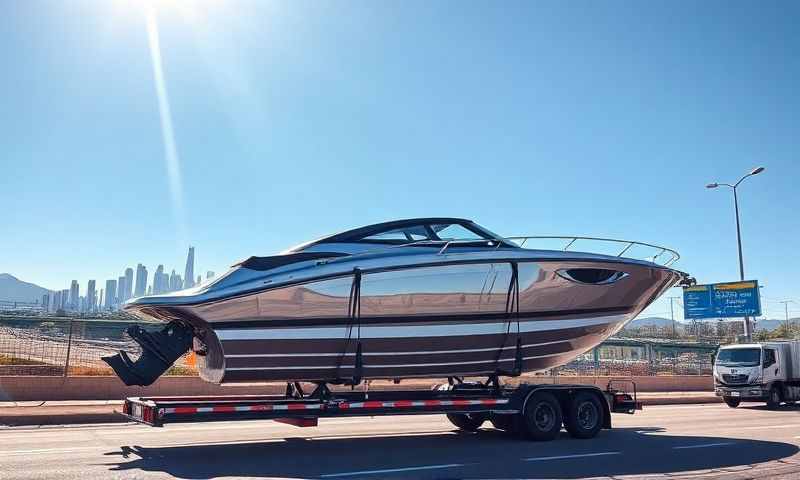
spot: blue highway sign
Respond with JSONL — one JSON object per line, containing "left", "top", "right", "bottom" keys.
{"left": 683, "top": 280, "right": 761, "bottom": 319}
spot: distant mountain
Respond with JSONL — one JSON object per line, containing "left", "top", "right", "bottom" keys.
{"left": 0, "top": 273, "right": 53, "bottom": 303}
{"left": 627, "top": 316, "right": 686, "bottom": 328}
{"left": 626, "top": 314, "right": 800, "bottom": 332}
{"left": 753, "top": 318, "right": 800, "bottom": 331}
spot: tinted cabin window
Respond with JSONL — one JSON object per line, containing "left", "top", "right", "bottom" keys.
{"left": 558, "top": 268, "right": 627, "bottom": 285}
{"left": 360, "top": 263, "right": 512, "bottom": 316}
{"left": 364, "top": 226, "right": 429, "bottom": 242}
{"left": 431, "top": 223, "right": 484, "bottom": 240}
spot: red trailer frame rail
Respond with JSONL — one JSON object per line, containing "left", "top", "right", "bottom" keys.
{"left": 119, "top": 381, "right": 639, "bottom": 441}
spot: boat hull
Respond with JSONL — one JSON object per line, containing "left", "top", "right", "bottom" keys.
{"left": 127, "top": 257, "right": 680, "bottom": 383}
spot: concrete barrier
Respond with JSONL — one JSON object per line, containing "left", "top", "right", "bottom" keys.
{"left": 0, "top": 374, "right": 713, "bottom": 402}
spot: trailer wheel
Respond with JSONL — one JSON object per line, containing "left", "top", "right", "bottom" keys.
{"left": 520, "top": 391, "right": 563, "bottom": 441}
{"left": 564, "top": 391, "right": 605, "bottom": 439}
{"left": 446, "top": 412, "right": 487, "bottom": 432}
{"left": 723, "top": 397, "right": 740, "bottom": 408}
{"left": 489, "top": 413, "right": 519, "bottom": 435}
{"left": 767, "top": 387, "right": 781, "bottom": 409}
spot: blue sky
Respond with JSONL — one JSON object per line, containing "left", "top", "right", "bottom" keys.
{"left": 1, "top": 1, "right": 798, "bottom": 319}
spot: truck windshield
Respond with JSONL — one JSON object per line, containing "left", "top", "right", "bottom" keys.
{"left": 716, "top": 348, "right": 761, "bottom": 366}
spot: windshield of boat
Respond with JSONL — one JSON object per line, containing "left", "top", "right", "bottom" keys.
{"left": 716, "top": 347, "right": 761, "bottom": 366}
{"left": 361, "top": 222, "right": 492, "bottom": 244}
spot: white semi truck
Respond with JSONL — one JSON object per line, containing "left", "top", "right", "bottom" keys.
{"left": 714, "top": 340, "right": 800, "bottom": 408}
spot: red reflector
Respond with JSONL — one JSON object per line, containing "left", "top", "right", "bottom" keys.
{"left": 173, "top": 407, "right": 197, "bottom": 414}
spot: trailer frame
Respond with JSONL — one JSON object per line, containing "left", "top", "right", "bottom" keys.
{"left": 119, "top": 379, "right": 640, "bottom": 440}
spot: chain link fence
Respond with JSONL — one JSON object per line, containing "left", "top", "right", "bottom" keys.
{"left": 0, "top": 317, "right": 196, "bottom": 376}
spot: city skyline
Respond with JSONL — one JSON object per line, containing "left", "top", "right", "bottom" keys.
{"left": 34, "top": 246, "right": 213, "bottom": 313}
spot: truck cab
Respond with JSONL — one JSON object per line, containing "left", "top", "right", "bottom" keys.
{"left": 714, "top": 341, "right": 800, "bottom": 409}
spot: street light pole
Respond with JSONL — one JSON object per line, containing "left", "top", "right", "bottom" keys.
{"left": 706, "top": 166, "right": 765, "bottom": 342}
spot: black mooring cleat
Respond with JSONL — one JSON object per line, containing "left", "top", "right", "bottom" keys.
{"left": 102, "top": 321, "right": 193, "bottom": 386}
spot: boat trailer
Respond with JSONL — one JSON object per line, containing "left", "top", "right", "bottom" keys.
{"left": 120, "top": 379, "right": 640, "bottom": 441}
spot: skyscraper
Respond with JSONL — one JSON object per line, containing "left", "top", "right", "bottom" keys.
{"left": 134, "top": 264, "right": 148, "bottom": 297}
{"left": 206, "top": 271, "right": 214, "bottom": 280}
{"left": 183, "top": 247, "right": 195, "bottom": 289}
{"left": 69, "top": 280, "right": 79, "bottom": 311}
{"left": 117, "top": 276, "right": 126, "bottom": 304}
{"left": 41, "top": 293, "right": 50, "bottom": 312}
{"left": 123, "top": 268, "right": 134, "bottom": 301}
{"left": 105, "top": 279, "right": 117, "bottom": 309}
{"left": 60, "top": 289, "right": 69, "bottom": 309}
{"left": 53, "top": 290, "right": 61, "bottom": 312}
{"left": 168, "top": 269, "right": 179, "bottom": 292}
{"left": 153, "top": 265, "right": 167, "bottom": 294}
{"left": 86, "top": 280, "right": 97, "bottom": 312}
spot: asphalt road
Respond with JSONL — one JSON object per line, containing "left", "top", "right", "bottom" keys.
{"left": 2, "top": 403, "right": 800, "bottom": 479}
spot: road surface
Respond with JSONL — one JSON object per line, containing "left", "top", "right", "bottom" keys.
{"left": 2, "top": 403, "right": 800, "bottom": 479}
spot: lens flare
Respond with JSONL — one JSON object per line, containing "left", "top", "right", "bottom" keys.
{"left": 145, "top": 5, "right": 187, "bottom": 245}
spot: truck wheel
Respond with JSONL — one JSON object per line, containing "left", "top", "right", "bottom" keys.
{"left": 446, "top": 412, "right": 487, "bottom": 432}
{"left": 766, "top": 388, "right": 781, "bottom": 409}
{"left": 723, "top": 397, "right": 740, "bottom": 408}
{"left": 520, "top": 391, "right": 563, "bottom": 441}
{"left": 564, "top": 391, "right": 605, "bottom": 439}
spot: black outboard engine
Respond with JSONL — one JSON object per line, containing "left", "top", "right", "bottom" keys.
{"left": 102, "top": 321, "right": 193, "bottom": 386}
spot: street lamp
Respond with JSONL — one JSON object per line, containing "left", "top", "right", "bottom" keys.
{"left": 706, "top": 166, "right": 765, "bottom": 341}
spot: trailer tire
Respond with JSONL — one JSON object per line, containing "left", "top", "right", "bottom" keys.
{"left": 520, "top": 391, "right": 563, "bottom": 441}
{"left": 723, "top": 397, "right": 740, "bottom": 408}
{"left": 489, "top": 413, "right": 519, "bottom": 434}
{"left": 767, "top": 387, "right": 781, "bottom": 409}
{"left": 446, "top": 413, "right": 487, "bottom": 432}
{"left": 564, "top": 391, "right": 605, "bottom": 439}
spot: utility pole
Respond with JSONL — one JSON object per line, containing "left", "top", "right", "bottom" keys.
{"left": 668, "top": 296, "right": 680, "bottom": 339}
{"left": 779, "top": 300, "right": 792, "bottom": 337}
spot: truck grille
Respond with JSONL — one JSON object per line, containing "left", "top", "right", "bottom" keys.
{"left": 722, "top": 374, "right": 748, "bottom": 384}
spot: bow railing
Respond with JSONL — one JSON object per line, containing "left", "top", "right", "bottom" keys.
{"left": 428, "top": 235, "right": 681, "bottom": 267}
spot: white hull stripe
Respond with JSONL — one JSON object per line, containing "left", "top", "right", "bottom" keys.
{"left": 160, "top": 398, "right": 508, "bottom": 416}
{"left": 225, "top": 352, "right": 566, "bottom": 371}
{"left": 225, "top": 339, "right": 569, "bottom": 358}
{"left": 216, "top": 314, "right": 627, "bottom": 341}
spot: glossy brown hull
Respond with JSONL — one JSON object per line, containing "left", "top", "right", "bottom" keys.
{"left": 150, "top": 259, "right": 682, "bottom": 383}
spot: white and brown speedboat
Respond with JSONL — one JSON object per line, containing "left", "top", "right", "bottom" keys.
{"left": 104, "top": 218, "right": 691, "bottom": 386}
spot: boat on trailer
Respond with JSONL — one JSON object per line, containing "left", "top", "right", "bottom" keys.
{"left": 104, "top": 217, "right": 692, "bottom": 387}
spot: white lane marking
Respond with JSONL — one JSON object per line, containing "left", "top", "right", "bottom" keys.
{"left": 672, "top": 442, "right": 737, "bottom": 449}
{"left": 524, "top": 451, "right": 621, "bottom": 461}
{"left": 320, "top": 463, "right": 464, "bottom": 477}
